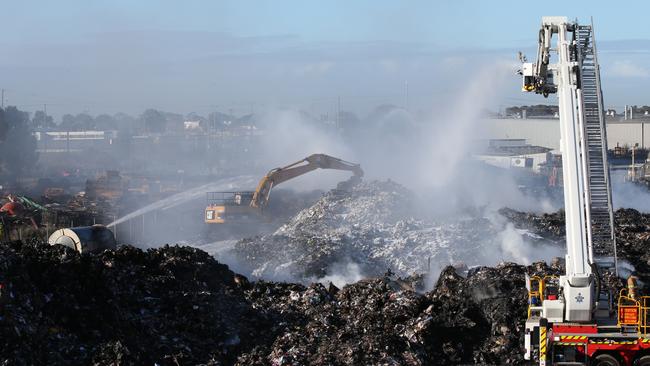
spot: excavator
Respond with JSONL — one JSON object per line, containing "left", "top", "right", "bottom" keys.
{"left": 204, "top": 153, "right": 363, "bottom": 224}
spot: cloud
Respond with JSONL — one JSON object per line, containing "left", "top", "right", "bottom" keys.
{"left": 610, "top": 60, "right": 650, "bottom": 78}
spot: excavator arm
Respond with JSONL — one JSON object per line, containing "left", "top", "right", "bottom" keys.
{"left": 250, "top": 154, "right": 363, "bottom": 209}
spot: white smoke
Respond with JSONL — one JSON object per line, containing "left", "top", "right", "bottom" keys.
{"left": 313, "top": 261, "right": 365, "bottom": 288}
{"left": 612, "top": 171, "right": 650, "bottom": 212}
{"left": 497, "top": 223, "right": 563, "bottom": 264}
{"left": 107, "top": 176, "right": 256, "bottom": 227}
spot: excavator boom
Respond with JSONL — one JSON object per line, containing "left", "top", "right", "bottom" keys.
{"left": 205, "top": 154, "right": 363, "bottom": 224}
{"left": 250, "top": 154, "right": 363, "bottom": 209}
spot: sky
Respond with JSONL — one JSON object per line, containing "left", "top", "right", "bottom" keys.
{"left": 2, "top": 1, "right": 650, "bottom": 118}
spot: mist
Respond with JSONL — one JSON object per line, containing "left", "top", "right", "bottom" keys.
{"left": 8, "top": 15, "right": 643, "bottom": 291}
{"left": 73, "top": 58, "right": 569, "bottom": 289}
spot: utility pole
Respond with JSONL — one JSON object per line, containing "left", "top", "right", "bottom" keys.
{"left": 337, "top": 96, "right": 341, "bottom": 130}
{"left": 405, "top": 81, "right": 409, "bottom": 112}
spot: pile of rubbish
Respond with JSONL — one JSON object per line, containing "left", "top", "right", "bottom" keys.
{"left": 498, "top": 207, "right": 566, "bottom": 239}
{"left": 0, "top": 241, "right": 269, "bottom": 365}
{"left": 3, "top": 180, "right": 650, "bottom": 364}
{"left": 240, "top": 261, "right": 542, "bottom": 365}
{"left": 1, "top": 238, "right": 556, "bottom": 365}
{"left": 232, "top": 180, "right": 559, "bottom": 284}
{"left": 503, "top": 207, "right": 650, "bottom": 280}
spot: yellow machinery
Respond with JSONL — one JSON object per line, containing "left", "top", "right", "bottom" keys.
{"left": 527, "top": 275, "right": 560, "bottom": 318}
{"left": 205, "top": 154, "right": 363, "bottom": 224}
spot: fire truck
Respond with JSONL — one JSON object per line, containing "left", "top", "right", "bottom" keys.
{"left": 520, "top": 17, "right": 650, "bottom": 366}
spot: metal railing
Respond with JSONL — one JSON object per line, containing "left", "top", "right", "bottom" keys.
{"left": 616, "top": 289, "right": 650, "bottom": 335}
{"left": 527, "top": 275, "right": 560, "bottom": 318}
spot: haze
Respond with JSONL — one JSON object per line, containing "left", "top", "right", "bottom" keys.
{"left": 3, "top": 1, "right": 650, "bottom": 118}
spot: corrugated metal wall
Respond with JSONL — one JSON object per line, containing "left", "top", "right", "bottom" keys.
{"left": 480, "top": 119, "right": 650, "bottom": 150}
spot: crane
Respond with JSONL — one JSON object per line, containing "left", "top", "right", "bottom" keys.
{"left": 205, "top": 154, "right": 363, "bottom": 224}
{"left": 520, "top": 17, "right": 650, "bottom": 366}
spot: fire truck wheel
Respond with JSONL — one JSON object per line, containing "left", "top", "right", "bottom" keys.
{"left": 592, "top": 354, "right": 620, "bottom": 366}
{"left": 637, "top": 355, "right": 650, "bottom": 366}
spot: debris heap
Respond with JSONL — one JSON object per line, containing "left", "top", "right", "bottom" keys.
{"left": 1, "top": 239, "right": 552, "bottom": 365}
{"left": 233, "top": 180, "right": 557, "bottom": 283}
{"left": 241, "top": 261, "right": 542, "bottom": 366}
{"left": 0, "top": 241, "right": 272, "bottom": 365}
{"left": 2, "top": 208, "right": 650, "bottom": 365}
{"left": 503, "top": 207, "right": 650, "bottom": 278}
{"left": 3, "top": 182, "right": 650, "bottom": 365}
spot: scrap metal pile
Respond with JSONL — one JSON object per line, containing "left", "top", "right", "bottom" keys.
{"left": 1, "top": 238, "right": 548, "bottom": 365}
{"left": 502, "top": 207, "right": 650, "bottom": 279}
{"left": 232, "top": 180, "right": 558, "bottom": 283}
{"left": 1, "top": 181, "right": 650, "bottom": 365}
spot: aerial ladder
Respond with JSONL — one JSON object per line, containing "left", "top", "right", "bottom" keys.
{"left": 205, "top": 154, "right": 363, "bottom": 224}
{"left": 521, "top": 17, "right": 650, "bottom": 366}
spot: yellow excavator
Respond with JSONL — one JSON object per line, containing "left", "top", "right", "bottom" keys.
{"left": 205, "top": 154, "right": 363, "bottom": 224}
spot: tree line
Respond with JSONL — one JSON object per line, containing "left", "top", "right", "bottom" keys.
{"left": 0, "top": 107, "right": 38, "bottom": 178}
{"left": 31, "top": 109, "right": 246, "bottom": 134}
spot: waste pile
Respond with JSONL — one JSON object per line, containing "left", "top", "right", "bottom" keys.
{"left": 2, "top": 216, "right": 649, "bottom": 365}
{"left": 498, "top": 207, "right": 565, "bottom": 239}
{"left": 0, "top": 241, "right": 272, "bottom": 365}
{"left": 2, "top": 180, "right": 649, "bottom": 365}
{"left": 232, "top": 180, "right": 559, "bottom": 284}
{"left": 1, "top": 238, "right": 559, "bottom": 365}
{"left": 503, "top": 207, "right": 650, "bottom": 280}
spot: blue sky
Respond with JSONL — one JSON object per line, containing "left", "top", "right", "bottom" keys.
{"left": 2, "top": 1, "right": 650, "bottom": 117}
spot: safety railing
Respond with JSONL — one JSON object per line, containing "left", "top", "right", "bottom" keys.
{"left": 618, "top": 289, "right": 640, "bottom": 327}
{"left": 527, "top": 275, "right": 559, "bottom": 318}
{"left": 616, "top": 289, "right": 650, "bottom": 336}
{"left": 528, "top": 275, "right": 542, "bottom": 315}
{"left": 641, "top": 297, "right": 650, "bottom": 335}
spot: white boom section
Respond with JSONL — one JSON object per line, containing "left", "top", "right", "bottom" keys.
{"left": 521, "top": 16, "right": 594, "bottom": 322}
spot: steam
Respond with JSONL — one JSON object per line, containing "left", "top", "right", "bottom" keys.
{"left": 612, "top": 171, "right": 650, "bottom": 212}
{"left": 107, "top": 175, "right": 255, "bottom": 227}
{"left": 101, "top": 58, "right": 571, "bottom": 290}
{"left": 497, "top": 223, "right": 563, "bottom": 264}
{"left": 254, "top": 109, "right": 357, "bottom": 191}
{"left": 231, "top": 60, "right": 568, "bottom": 288}
{"left": 313, "top": 261, "right": 364, "bottom": 288}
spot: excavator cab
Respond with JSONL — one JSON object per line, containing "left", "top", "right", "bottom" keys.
{"left": 205, "top": 191, "right": 256, "bottom": 224}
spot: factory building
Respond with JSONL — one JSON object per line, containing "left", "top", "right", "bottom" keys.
{"left": 481, "top": 118, "right": 650, "bottom": 150}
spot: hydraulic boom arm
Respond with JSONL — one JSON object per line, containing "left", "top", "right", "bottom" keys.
{"left": 522, "top": 16, "right": 594, "bottom": 323}
{"left": 250, "top": 154, "right": 363, "bottom": 209}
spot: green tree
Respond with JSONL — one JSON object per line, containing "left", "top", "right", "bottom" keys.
{"left": 32, "top": 110, "right": 55, "bottom": 129}
{"left": 140, "top": 109, "right": 167, "bottom": 133}
{"left": 0, "top": 106, "right": 38, "bottom": 177}
{"left": 75, "top": 113, "right": 94, "bottom": 130}
{"left": 0, "top": 110, "right": 7, "bottom": 140}
{"left": 60, "top": 114, "right": 77, "bottom": 130}
{"left": 95, "top": 114, "right": 117, "bottom": 130}
{"left": 113, "top": 113, "right": 136, "bottom": 133}
{"left": 59, "top": 113, "right": 95, "bottom": 130}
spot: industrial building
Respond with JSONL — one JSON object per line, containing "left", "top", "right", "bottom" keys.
{"left": 481, "top": 117, "right": 649, "bottom": 150}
